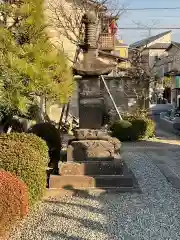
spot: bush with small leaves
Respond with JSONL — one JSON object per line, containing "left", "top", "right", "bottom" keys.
{"left": 0, "top": 133, "right": 49, "bottom": 206}
{"left": 0, "top": 133, "right": 49, "bottom": 165}
{"left": 110, "top": 115, "right": 155, "bottom": 141}
{"left": 110, "top": 120, "right": 132, "bottom": 141}
{"left": 0, "top": 170, "right": 29, "bottom": 238}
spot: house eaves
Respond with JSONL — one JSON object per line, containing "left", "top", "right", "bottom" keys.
{"left": 165, "top": 41, "right": 180, "bottom": 51}
{"left": 145, "top": 43, "right": 171, "bottom": 50}
{"left": 129, "top": 30, "right": 172, "bottom": 49}
{"left": 98, "top": 50, "right": 128, "bottom": 61}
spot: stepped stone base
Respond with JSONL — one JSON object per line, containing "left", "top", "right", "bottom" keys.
{"left": 49, "top": 163, "right": 140, "bottom": 192}
{"left": 47, "top": 129, "right": 140, "bottom": 193}
{"left": 59, "top": 160, "right": 123, "bottom": 176}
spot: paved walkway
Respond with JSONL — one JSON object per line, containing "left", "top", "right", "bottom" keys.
{"left": 123, "top": 127, "right": 180, "bottom": 189}
{"left": 9, "top": 128, "right": 180, "bottom": 240}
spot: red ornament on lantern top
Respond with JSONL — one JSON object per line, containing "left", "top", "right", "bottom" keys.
{"left": 109, "top": 19, "right": 118, "bottom": 35}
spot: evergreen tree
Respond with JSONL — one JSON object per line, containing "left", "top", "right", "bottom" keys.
{"left": 0, "top": 0, "right": 73, "bottom": 118}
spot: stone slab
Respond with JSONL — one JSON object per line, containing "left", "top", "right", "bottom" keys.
{"left": 49, "top": 175, "right": 95, "bottom": 189}
{"left": 67, "top": 140, "right": 116, "bottom": 162}
{"left": 59, "top": 160, "right": 123, "bottom": 176}
{"left": 49, "top": 174, "right": 136, "bottom": 190}
{"left": 92, "top": 175, "right": 134, "bottom": 188}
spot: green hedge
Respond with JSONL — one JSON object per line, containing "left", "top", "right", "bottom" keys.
{"left": 0, "top": 133, "right": 49, "bottom": 206}
{"left": 0, "top": 133, "right": 49, "bottom": 165}
{"left": 110, "top": 115, "right": 155, "bottom": 141}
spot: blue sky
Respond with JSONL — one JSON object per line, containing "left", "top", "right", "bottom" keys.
{"left": 114, "top": 0, "right": 180, "bottom": 45}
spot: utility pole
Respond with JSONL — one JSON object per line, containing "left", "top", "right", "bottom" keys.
{"left": 132, "top": 20, "right": 160, "bottom": 38}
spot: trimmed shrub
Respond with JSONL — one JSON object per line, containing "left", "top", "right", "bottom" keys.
{"left": 0, "top": 133, "right": 49, "bottom": 206}
{"left": 0, "top": 170, "right": 28, "bottom": 237}
{"left": 129, "top": 118, "right": 148, "bottom": 140}
{"left": 124, "top": 113, "right": 155, "bottom": 140}
{"left": 110, "top": 120, "right": 132, "bottom": 141}
{"left": 110, "top": 115, "right": 155, "bottom": 141}
{"left": 0, "top": 133, "right": 49, "bottom": 165}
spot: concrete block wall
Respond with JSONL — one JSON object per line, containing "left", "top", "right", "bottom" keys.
{"left": 68, "top": 77, "right": 139, "bottom": 121}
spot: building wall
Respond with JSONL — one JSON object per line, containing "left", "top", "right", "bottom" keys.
{"left": 147, "top": 32, "right": 171, "bottom": 48}
{"left": 153, "top": 45, "right": 180, "bottom": 104}
{"left": 144, "top": 33, "right": 172, "bottom": 101}
{"left": 168, "top": 46, "right": 180, "bottom": 71}
{"left": 44, "top": 0, "right": 79, "bottom": 63}
{"left": 149, "top": 49, "right": 167, "bottom": 68}
{"left": 115, "top": 40, "right": 128, "bottom": 57}
{"left": 115, "top": 46, "right": 128, "bottom": 58}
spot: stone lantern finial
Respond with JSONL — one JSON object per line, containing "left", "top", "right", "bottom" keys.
{"left": 73, "top": 10, "right": 115, "bottom": 76}
{"left": 82, "top": 10, "right": 98, "bottom": 49}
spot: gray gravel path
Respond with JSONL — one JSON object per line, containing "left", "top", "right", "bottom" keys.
{"left": 9, "top": 139, "right": 180, "bottom": 240}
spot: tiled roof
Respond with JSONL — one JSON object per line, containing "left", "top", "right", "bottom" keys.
{"left": 129, "top": 31, "right": 172, "bottom": 48}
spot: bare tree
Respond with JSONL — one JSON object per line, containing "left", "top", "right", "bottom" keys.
{"left": 47, "top": 0, "right": 127, "bottom": 63}
{"left": 123, "top": 48, "right": 158, "bottom": 108}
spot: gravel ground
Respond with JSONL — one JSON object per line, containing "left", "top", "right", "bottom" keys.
{"left": 9, "top": 141, "right": 180, "bottom": 240}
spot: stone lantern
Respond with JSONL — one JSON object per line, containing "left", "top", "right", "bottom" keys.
{"left": 73, "top": 11, "right": 115, "bottom": 129}
{"left": 49, "top": 11, "right": 139, "bottom": 193}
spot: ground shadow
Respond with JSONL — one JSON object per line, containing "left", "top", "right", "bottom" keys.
{"left": 48, "top": 211, "right": 106, "bottom": 233}
{"left": 44, "top": 231, "right": 86, "bottom": 240}
{"left": 45, "top": 199, "right": 104, "bottom": 214}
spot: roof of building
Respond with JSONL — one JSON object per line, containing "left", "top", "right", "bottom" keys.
{"left": 129, "top": 30, "right": 172, "bottom": 49}
{"left": 115, "top": 39, "right": 128, "bottom": 47}
{"left": 98, "top": 50, "right": 128, "bottom": 61}
{"left": 165, "top": 41, "right": 180, "bottom": 51}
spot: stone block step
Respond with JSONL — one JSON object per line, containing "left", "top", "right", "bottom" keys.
{"left": 59, "top": 161, "right": 123, "bottom": 176}
{"left": 49, "top": 174, "right": 134, "bottom": 189}
{"left": 49, "top": 175, "right": 95, "bottom": 189}
{"left": 91, "top": 175, "right": 134, "bottom": 188}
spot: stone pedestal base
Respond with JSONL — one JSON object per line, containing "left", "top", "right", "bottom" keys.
{"left": 49, "top": 129, "right": 139, "bottom": 192}
{"left": 67, "top": 140, "right": 119, "bottom": 162}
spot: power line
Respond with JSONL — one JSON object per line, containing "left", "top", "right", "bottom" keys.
{"left": 117, "top": 27, "right": 180, "bottom": 30}
{"left": 113, "top": 7, "right": 180, "bottom": 11}
{"left": 59, "top": 7, "right": 180, "bottom": 11}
